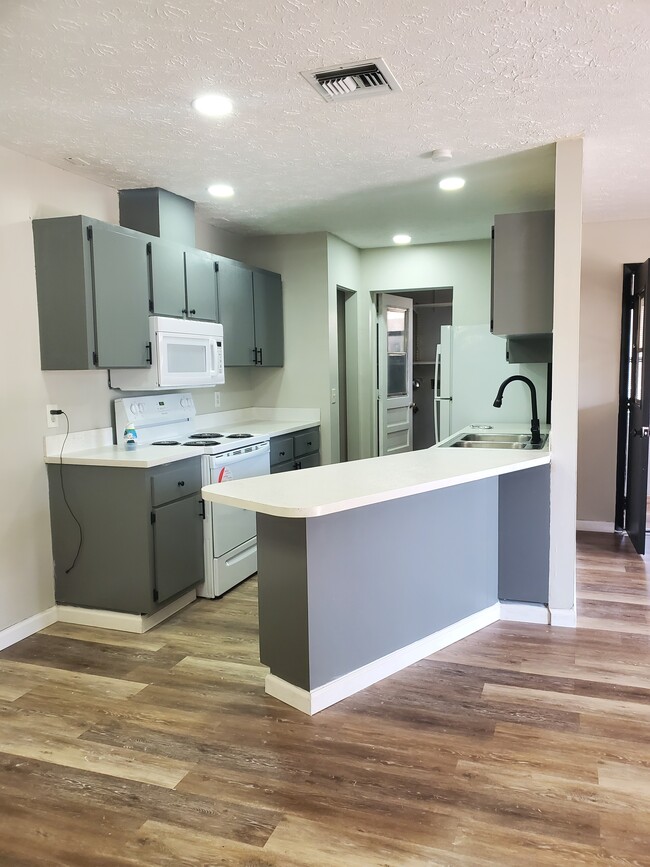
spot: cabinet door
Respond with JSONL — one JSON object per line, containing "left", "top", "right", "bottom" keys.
{"left": 491, "top": 210, "right": 554, "bottom": 337}
{"left": 89, "top": 223, "right": 151, "bottom": 368}
{"left": 296, "top": 452, "right": 320, "bottom": 470}
{"left": 153, "top": 494, "right": 204, "bottom": 604}
{"left": 217, "top": 257, "right": 256, "bottom": 366}
{"left": 252, "top": 268, "right": 284, "bottom": 367}
{"left": 184, "top": 249, "right": 219, "bottom": 322}
{"left": 148, "top": 239, "right": 186, "bottom": 318}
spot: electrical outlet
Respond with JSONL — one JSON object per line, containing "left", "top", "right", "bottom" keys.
{"left": 331, "top": 388, "right": 337, "bottom": 404}
{"left": 214, "top": 392, "right": 221, "bottom": 408}
{"left": 46, "top": 405, "right": 60, "bottom": 428}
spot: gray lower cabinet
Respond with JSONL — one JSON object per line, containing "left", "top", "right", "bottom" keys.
{"left": 217, "top": 257, "right": 284, "bottom": 367}
{"left": 270, "top": 427, "right": 320, "bottom": 473}
{"left": 491, "top": 210, "right": 555, "bottom": 339}
{"left": 47, "top": 457, "right": 204, "bottom": 615}
{"left": 33, "top": 216, "right": 151, "bottom": 369}
{"left": 148, "top": 241, "right": 219, "bottom": 322}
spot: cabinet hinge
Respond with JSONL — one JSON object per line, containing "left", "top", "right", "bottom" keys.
{"left": 86, "top": 225, "right": 93, "bottom": 241}
{"left": 153, "top": 589, "right": 159, "bottom": 602}
{"left": 92, "top": 351, "right": 98, "bottom": 366}
{"left": 150, "top": 511, "right": 156, "bottom": 524}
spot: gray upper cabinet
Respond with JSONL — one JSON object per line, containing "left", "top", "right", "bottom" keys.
{"left": 252, "top": 268, "right": 284, "bottom": 367}
{"left": 217, "top": 257, "right": 284, "bottom": 367}
{"left": 184, "top": 248, "right": 219, "bottom": 322}
{"left": 33, "top": 216, "right": 151, "bottom": 370}
{"left": 149, "top": 242, "right": 219, "bottom": 322}
{"left": 148, "top": 238, "right": 186, "bottom": 318}
{"left": 491, "top": 210, "right": 555, "bottom": 338}
{"left": 218, "top": 257, "right": 256, "bottom": 366}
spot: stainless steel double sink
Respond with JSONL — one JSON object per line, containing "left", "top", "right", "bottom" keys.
{"left": 443, "top": 432, "right": 548, "bottom": 450}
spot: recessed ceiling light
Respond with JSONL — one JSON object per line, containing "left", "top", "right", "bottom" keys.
{"left": 430, "top": 148, "right": 453, "bottom": 162}
{"left": 192, "top": 93, "right": 233, "bottom": 117}
{"left": 439, "top": 176, "right": 465, "bottom": 191}
{"left": 393, "top": 234, "right": 412, "bottom": 245}
{"left": 208, "top": 183, "right": 234, "bottom": 198}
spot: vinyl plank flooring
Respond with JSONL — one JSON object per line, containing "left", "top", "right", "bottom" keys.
{"left": 1, "top": 536, "right": 650, "bottom": 865}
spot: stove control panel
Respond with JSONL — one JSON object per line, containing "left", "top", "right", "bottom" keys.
{"left": 114, "top": 392, "right": 197, "bottom": 441}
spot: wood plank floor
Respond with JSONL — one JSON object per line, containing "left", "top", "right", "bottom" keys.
{"left": 1, "top": 532, "right": 649, "bottom": 865}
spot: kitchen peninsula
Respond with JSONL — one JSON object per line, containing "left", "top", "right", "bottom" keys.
{"left": 202, "top": 427, "right": 551, "bottom": 715}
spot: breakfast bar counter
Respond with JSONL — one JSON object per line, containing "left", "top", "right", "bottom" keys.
{"left": 202, "top": 429, "right": 551, "bottom": 715}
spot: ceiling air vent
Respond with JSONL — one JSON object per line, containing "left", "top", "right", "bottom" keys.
{"left": 301, "top": 58, "right": 402, "bottom": 102}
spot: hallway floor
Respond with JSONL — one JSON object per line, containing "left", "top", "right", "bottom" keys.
{"left": 0, "top": 533, "right": 648, "bottom": 865}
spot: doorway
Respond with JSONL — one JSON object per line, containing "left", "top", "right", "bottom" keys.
{"left": 615, "top": 261, "right": 650, "bottom": 554}
{"left": 336, "top": 287, "right": 353, "bottom": 462}
{"left": 378, "top": 287, "right": 453, "bottom": 452}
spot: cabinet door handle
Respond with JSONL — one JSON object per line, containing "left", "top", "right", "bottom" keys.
{"left": 279, "top": 451, "right": 285, "bottom": 457}
{"left": 182, "top": 308, "right": 188, "bottom": 315}
{"left": 199, "top": 499, "right": 206, "bottom": 518}
{"left": 306, "top": 441, "right": 312, "bottom": 447}
{"left": 258, "top": 347, "right": 263, "bottom": 365}
{"left": 251, "top": 348, "right": 258, "bottom": 364}
{"left": 189, "top": 309, "right": 196, "bottom": 315}
{"left": 177, "top": 480, "right": 185, "bottom": 487}
{"left": 145, "top": 342, "right": 152, "bottom": 365}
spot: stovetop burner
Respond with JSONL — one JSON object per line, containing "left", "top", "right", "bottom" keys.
{"left": 189, "top": 432, "right": 224, "bottom": 439}
{"left": 226, "top": 433, "right": 253, "bottom": 439}
{"left": 183, "top": 440, "right": 219, "bottom": 447}
{"left": 152, "top": 440, "right": 181, "bottom": 446}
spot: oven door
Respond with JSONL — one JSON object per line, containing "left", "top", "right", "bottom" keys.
{"left": 157, "top": 332, "right": 224, "bottom": 388}
{"left": 209, "top": 444, "right": 270, "bottom": 557}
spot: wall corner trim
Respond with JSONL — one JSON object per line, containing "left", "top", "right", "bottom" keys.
{"left": 0, "top": 606, "right": 58, "bottom": 651}
{"left": 549, "top": 607, "right": 578, "bottom": 628}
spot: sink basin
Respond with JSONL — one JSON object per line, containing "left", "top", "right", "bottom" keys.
{"left": 444, "top": 432, "right": 548, "bottom": 450}
{"left": 460, "top": 433, "right": 531, "bottom": 443}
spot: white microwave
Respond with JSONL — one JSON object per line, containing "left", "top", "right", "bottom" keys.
{"left": 110, "top": 316, "right": 225, "bottom": 391}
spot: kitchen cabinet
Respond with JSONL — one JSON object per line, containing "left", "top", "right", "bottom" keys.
{"left": 491, "top": 210, "right": 555, "bottom": 339}
{"left": 148, "top": 240, "right": 219, "bottom": 322}
{"left": 47, "top": 457, "right": 204, "bottom": 614}
{"left": 33, "top": 216, "right": 151, "bottom": 370}
{"left": 217, "top": 257, "right": 284, "bottom": 367}
{"left": 270, "top": 427, "right": 320, "bottom": 473}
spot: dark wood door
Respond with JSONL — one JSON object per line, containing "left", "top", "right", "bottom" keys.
{"left": 624, "top": 261, "right": 650, "bottom": 553}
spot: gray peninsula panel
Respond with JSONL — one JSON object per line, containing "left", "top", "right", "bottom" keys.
{"left": 305, "top": 478, "right": 498, "bottom": 688}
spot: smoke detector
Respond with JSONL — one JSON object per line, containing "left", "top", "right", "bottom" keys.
{"left": 301, "top": 58, "right": 402, "bottom": 102}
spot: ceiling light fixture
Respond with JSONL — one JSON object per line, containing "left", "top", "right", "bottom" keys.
{"left": 192, "top": 93, "right": 233, "bottom": 117}
{"left": 393, "top": 234, "right": 412, "bottom": 245}
{"left": 430, "top": 148, "right": 453, "bottom": 161}
{"left": 439, "top": 176, "right": 465, "bottom": 191}
{"left": 208, "top": 183, "right": 234, "bottom": 198}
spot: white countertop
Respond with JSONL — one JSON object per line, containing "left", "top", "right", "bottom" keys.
{"left": 202, "top": 424, "right": 551, "bottom": 518}
{"left": 44, "top": 409, "right": 320, "bottom": 469}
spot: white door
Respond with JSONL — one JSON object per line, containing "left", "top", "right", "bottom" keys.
{"left": 377, "top": 294, "right": 414, "bottom": 456}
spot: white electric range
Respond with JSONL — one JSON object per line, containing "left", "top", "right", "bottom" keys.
{"left": 114, "top": 393, "right": 270, "bottom": 597}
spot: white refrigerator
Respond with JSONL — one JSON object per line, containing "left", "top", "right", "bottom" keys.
{"left": 434, "top": 324, "right": 548, "bottom": 442}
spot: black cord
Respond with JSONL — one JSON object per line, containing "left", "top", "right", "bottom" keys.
{"left": 56, "top": 410, "right": 83, "bottom": 574}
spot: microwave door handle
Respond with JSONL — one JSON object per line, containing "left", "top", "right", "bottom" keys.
{"left": 209, "top": 339, "right": 217, "bottom": 375}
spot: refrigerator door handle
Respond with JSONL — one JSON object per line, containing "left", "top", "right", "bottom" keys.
{"left": 434, "top": 343, "right": 441, "bottom": 443}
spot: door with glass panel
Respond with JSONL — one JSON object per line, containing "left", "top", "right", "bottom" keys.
{"left": 377, "top": 294, "right": 414, "bottom": 456}
{"left": 616, "top": 261, "right": 650, "bottom": 553}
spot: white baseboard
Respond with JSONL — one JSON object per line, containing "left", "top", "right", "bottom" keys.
{"left": 0, "top": 606, "right": 58, "bottom": 651}
{"left": 57, "top": 589, "right": 196, "bottom": 634}
{"left": 549, "top": 607, "right": 577, "bottom": 627}
{"left": 576, "top": 521, "right": 615, "bottom": 533}
{"left": 265, "top": 602, "right": 501, "bottom": 716}
{"left": 499, "top": 602, "right": 549, "bottom": 624}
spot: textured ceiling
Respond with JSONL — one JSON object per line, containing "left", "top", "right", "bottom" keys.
{"left": 0, "top": 0, "right": 647, "bottom": 246}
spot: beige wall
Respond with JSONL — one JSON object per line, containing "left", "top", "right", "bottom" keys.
{"left": 578, "top": 218, "right": 650, "bottom": 524}
{"left": 242, "top": 233, "right": 333, "bottom": 461}
{"left": 0, "top": 145, "right": 252, "bottom": 633}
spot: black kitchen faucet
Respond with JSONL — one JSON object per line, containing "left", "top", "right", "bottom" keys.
{"left": 493, "top": 375, "right": 541, "bottom": 445}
